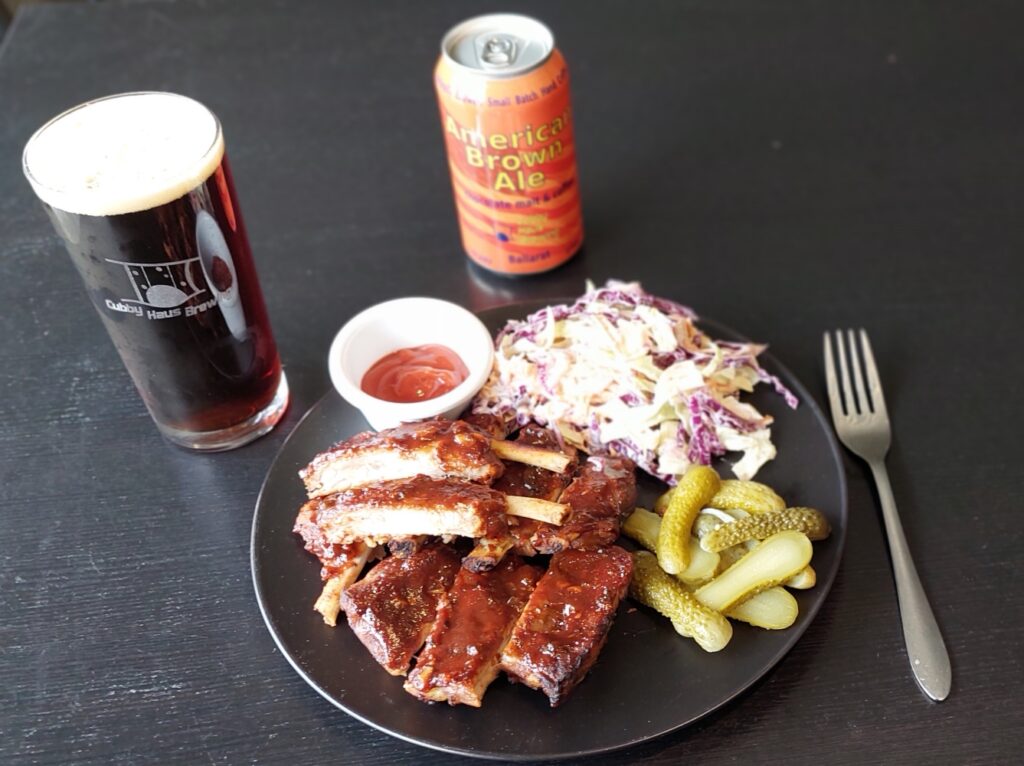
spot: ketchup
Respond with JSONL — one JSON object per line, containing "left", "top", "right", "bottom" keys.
{"left": 360, "top": 344, "right": 469, "bottom": 403}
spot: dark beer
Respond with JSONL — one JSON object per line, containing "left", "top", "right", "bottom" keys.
{"left": 24, "top": 93, "right": 287, "bottom": 450}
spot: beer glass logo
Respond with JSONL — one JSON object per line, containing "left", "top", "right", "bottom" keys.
{"left": 106, "top": 256, "right": 207, "bottom": 308}
{"left": 102, "top": 211, "right": 247, "bottom": 341}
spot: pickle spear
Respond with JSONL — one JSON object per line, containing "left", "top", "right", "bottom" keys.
{"left": 653, "top": 487, "right": 674, "bottom": 515}
{"left": 726, "top": 586, "right": 799, "bottom": 629}
{"left": 785, "top": 565, "right": 817, "bottom": 589}
{"left": 715, "top": 541, "right": 754, "bottom": 574}
{"left": 624, "top": 508, "right": 721, "bottom": 584}
{"left": 695, "top": 531, "right": 813, "bottom": 612}
{"left": 700, "top": 507, "right": 831, "bottom": 553}
{"left": 709, "top": 479, "right": 786, "bottom": 515}
{"left": 630, "top": 551, "right": 733, "bottom": 652}
{"left": 677, "top": 539, "right": 720, "bottom": 585}
{"left": 622, "top": 507, "right": 661, "bottom": 552}
{"left": 656, "top": 465, "right": 720, "bottom": 574}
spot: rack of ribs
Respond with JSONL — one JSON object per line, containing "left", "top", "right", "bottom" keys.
{"left": 500, "top": 546, "right": 633, "bottom": 706}
{"left": 300, "top": 418, "right": 505, "bottom": 498}
{"left": 339, "top": 543, "right": 461, "bottom": 676}
{"left": 306, "top": 475, "right": 510, "bottom": 548}
{"left": 404, "top": 554, "right": 542, "bottom": 706}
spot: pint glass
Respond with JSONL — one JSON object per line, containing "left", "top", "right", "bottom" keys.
{"left": 23, "top": 92, "right": 288, "bottom": 450}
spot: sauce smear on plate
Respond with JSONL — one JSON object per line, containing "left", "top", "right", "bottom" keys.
{"left": 361, "top": 344, "right": 469, "bottom": 403}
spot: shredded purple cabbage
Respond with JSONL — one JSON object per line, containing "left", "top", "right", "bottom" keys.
{"left": 473, "top": 280, "right": 798, "bottom": 480}
{"left": 759, "top": 368, "right": 800, "bottom": 410}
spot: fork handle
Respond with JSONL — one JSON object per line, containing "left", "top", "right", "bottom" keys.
{"left": 869, "top": 460, "right": 951, "bottom": 701}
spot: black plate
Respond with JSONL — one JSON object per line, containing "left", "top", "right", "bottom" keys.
{"left": 251, "top": 302, "right": 848, "bottom": 761}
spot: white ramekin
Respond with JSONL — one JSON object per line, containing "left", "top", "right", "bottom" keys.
{"left": 328, "top": 297, "right": 495, "bottom": 431}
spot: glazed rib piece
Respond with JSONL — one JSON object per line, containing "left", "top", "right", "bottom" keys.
{"left": 500, "top": 546, "right": 633, "bottom": 706}
{"left": 299, "top": 418, "right": 504, "bottom": 498}
{"left": 311, "top": 555, "right": 372, "bottom": 627}
{"left": 528, "top": 455, "right": 637, "bottom": 554}
{"left": 293, "top": 503, "right": 368, "bottom": 580}
{"left": 404, "top": 555, "right": 542, "bottom": 706}
{"left": 493, "top": 423, "right": 578, "bottom": 501}
{"left": 462, "top": 536, "right": 515, "bottom": 573}
{"left": 293, "top": 503, "right": 373, "bottom": 626}
{"left": 493, "top": 423, "right": 579, "bottom": 557}
{"left": 460, "top": 412, "right": 507, "bottom": 438}
{"left": 387, "top": 536, "right": 429, "bottom": 558}
{"left": 308, "top": 475, "right": 510, "bottom": 547}
{"left": 340, "top": 543, "right": 461, "bottom": 676}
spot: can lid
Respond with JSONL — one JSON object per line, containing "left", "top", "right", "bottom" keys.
{"left": 441, "top": 14, "right": 554, "bottom": 78}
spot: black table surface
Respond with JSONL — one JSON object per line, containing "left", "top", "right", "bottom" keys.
{"left": 1, "top": 1, "right": 1021, "bottom": 764}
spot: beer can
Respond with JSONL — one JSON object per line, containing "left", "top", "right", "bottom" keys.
{"left": 435, "top": 14, "right": 584, "bottom": 275}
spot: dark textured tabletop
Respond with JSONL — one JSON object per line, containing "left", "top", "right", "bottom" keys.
{"left": 1, "top": 1, "right": 1021, "bottom": 764}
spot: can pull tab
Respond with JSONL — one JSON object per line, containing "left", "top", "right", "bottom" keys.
{"left": 478, "top": 34, "right": 518, "bottom": 68}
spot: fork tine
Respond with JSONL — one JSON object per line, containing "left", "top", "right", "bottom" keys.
{"left": 847, "top": 329, "right": 871, "bottom": 413}
{"left": 858, "top": 329, "right": 889, "bottom": 417}
{"left": 834, "top": 330, "right": 856, "bottom": 415}
{"left": 823, "top": 332, "right": 845, "bottom": 423}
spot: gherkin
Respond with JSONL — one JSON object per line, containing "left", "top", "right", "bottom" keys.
{"left": 656, "top": 465, "right": 721, "bottom": 574}
{"left": 653, "top": 487, "right": 674, "bottom": 516}
{"left": 785, "top": 565, "right": 817, "bottom": 590}
{"left": 622, "top": 507, "right": 661, "bottom": 552}
{"left": 693, "top": 508, "right": 747, "bottom": 541}
{"left": 624, "top": 509, "right": 721, "bottom": 584}
{"left": 692, "top": 512, "right": 724, "bottom": 540}
{"left": 700, "top": 507, "right": 831, "bottom": 553}
{"left": 630, "top": 551, "right": 733, "bottom": 652}
{"left": 709, "top": 479, "right": 786, "bottom": 515}
{"left": 696, "top": 531, "right": 813, "bottom": 612}
{"left": 677, "top": 539, "right": 720, "bottom": 585}
{"left": 726, "top": 587, "right": 799, "bottom": 629}
{"left": 716, "top": 542, "right": 753, "bottom": 574}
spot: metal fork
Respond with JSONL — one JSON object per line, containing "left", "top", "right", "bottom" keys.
{"left": 824, "top": 329, "right": 951, "bottom": 702}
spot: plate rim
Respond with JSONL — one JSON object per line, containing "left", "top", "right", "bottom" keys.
{"left": 250, "top": 302, "right": 849, "bottom": 761}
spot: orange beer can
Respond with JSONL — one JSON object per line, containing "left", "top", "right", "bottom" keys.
{"left": 435, "top": 15, "right": 584, "bottom": 275}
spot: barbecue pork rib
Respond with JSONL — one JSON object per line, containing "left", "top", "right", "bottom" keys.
{"left": 492, "top": 423, "right": 578, "bottom": 501}
{"left": 493, "top": 423, "right": 578, "bottom": 557}
{"left": 293, "top": 503, "right": 368, "bottom": 580}
{"left": 500, "top": 546, "right": 633, "bottom": 706}
{"left": 306, "top": 475, "right": 510, "bottom": 548}
{"left": 387, "top": 536, "right": 429, "bottom": 558}
{"left": 299, "top": 418, "right": 504, "bottom": 498}
{"left": 459, "top": 412, "right": 507, "bottom": 438}
{"left": 293, "top": 503, "right": 373, "bottom": 625}
{"left": 404, "top": 554, "right": 541, "bottom": 706}
{"left": 506, "top": 453, "right": 636, "bottom": 555}
{"left": 340, "top": 543, "right": 461, "bottom": 676}
{"left": 529, "top": 454, "right": 636, "bottom": 553}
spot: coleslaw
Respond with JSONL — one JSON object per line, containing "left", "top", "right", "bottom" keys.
{"left": 471, "top": 281, "right": 798, "bottom": 482}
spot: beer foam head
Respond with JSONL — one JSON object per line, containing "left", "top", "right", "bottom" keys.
{"left": 23, "top": 92, "right": 225, "bottom": 217}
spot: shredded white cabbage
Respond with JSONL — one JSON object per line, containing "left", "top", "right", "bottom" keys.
{"left": 472, "top": 281, "right": 798, "bottom": 483}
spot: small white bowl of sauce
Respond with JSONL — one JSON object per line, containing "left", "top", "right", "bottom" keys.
{"left": 328, "top": 297, "right": 495, "bottom": 431}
